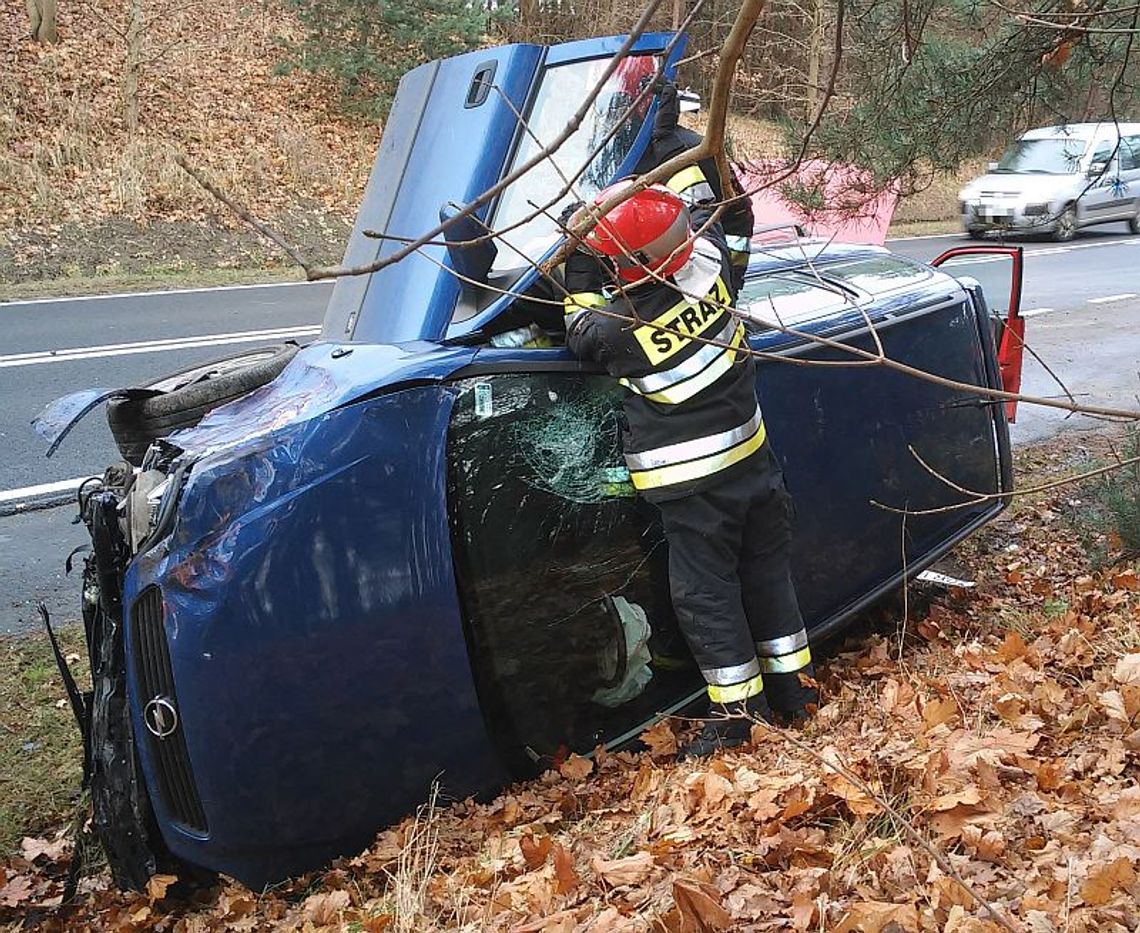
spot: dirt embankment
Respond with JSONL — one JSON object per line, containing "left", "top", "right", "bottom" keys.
{"left": 1, "top": 0, "right": 377, "bottom": 288}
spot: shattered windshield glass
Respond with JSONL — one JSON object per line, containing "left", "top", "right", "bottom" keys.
{"left": 490, "top": 55, "right": 658, "bottom": 272}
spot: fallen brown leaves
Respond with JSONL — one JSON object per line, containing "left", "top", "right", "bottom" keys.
{"left": 0, "top": 0, "right": 374, "bottom": 242}
{"left": 5, "top": 443, "right": 1140, "bottom": 932}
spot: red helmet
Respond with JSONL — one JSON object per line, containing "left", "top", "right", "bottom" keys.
{"left": 582, "top": 181, "right": 693, "bottom": 284}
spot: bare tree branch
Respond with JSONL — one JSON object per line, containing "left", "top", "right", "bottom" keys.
{"left": 174, "top": 155, "right": 316, "bottom": 273}
{"left": 872, "top": 443, "right": 1140, "bottom": 517}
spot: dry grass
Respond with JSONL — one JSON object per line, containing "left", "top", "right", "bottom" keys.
{"left": 891, "top": 161, "right": 987, "bottom": 224}
{"left": 390, "top": 782, "right": 444, "bottom": 932}
{"left": 0, "top": 626, "right": 87, "bottom": 855}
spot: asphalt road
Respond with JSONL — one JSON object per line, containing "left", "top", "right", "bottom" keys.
{"left": 2, "top": 225, "right": 1139, "bottom": 633}
{"left": 0, "top": 280, "right": 332, "bottom": 634}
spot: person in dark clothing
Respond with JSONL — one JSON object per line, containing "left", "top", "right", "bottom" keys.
{"left": 563, "top": 181, "right": 817, "bottom": 757}
{"left": 633, "top": 81, "right": 754, "bottom": 295}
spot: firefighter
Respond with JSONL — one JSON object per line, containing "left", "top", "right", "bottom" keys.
{"left": 633, "top": 80, "right": 754, "bottom": 295}
{"left": 563, "top": 181, "right": 817, "bottom": 757}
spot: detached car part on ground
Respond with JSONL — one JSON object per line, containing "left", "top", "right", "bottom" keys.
{"left": 38, "top": 33, "right": 1027, "bottom": 890}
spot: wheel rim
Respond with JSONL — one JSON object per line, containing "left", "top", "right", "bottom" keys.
{"left": 1057, "top": 209, "right": 1075, "bottom": 238}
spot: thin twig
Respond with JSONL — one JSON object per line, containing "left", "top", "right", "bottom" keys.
{"left": 871, "top": 445, "right": 1140, "bottom": 517}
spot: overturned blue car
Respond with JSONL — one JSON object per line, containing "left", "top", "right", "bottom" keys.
{"left": 48, "top": 32, "right": 1026, "bottom": 889}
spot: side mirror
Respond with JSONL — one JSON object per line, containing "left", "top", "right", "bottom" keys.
{"left": 987, "top": 161, "right": 999, "bottom": 172}
{"left": 1088, "top": 161, "right": 1108, "bottom": 178}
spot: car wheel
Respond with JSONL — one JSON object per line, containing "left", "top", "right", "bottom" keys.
{"left": 106, "top": 343, "right": 300, "bottom": 465}
{"left": 1130, "top": 204, "right": 1140, "bottom": 234}
{"left": 965, "top": 226, "right": 987, "bottom": 240}
{"left": 1052, "top": 204, "right": 1077, "bottom": 242}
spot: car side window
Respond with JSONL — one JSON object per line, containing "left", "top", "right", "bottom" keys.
{"left": 446, "top": 374, "right": 705, "bottom": 762}
{"left": 1121, "top": 136, "right": 1140, "bottom": 171}
{"left": 1090, "top": 143, "right": 1115, "bottom": 173}
{"left": 738, "top": 274, "right": 850, "bottom": 332}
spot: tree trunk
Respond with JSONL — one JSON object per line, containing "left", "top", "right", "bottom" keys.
{"left": 124, "top": 0, "right": 144, "bottom": 135}
{"left": 26, "top": 0, "right": 59, "bottom": 43}
{"left": 671, "top": 0, "right": 683, "bottom": 31}
{"left": 805, "top": 0, "right": 823, "bottom": 121}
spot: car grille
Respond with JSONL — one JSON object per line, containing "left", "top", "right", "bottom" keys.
{"left": 131, "top": 586, "right": 208, "bottom": 833}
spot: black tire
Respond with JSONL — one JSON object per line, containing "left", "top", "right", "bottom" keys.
{"left": 965, "top": 226, "right": 987, "bottom": 240}
{"left": 1052, "top": 204, "right": 1077, "bottom": 242}
{"left": 107, "top": 343, "right": 300, "bottom": 465}
{"left": 1130, "top": 205, "right": 1140, "bottom": 235}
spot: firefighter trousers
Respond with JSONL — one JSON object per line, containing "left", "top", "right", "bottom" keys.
{"left": 654, "top": 443, "right": 815, "bottom": 713}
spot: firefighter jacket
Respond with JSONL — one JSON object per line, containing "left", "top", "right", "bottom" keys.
{"left": 564, "top": 215, "right": 765, "bottom": 503}
{"left": 633, "top": 85, "right": 754, "bottom": 293}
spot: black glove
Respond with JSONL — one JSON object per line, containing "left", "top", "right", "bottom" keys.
{"left": 564, "top": 249, "right": 612, "bottom": 295}
{"left": 651, "top": 80, "right": 680, "bottom": 143}
{"left": 557, "top": 200, "right": 585, "bottom": 229}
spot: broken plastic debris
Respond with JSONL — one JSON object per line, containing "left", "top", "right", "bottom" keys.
{"left": 592, "top": 597, "right": 653, "bottom": 708}
{"left": 916, "top": 570, "right": 975, "bottom": 588}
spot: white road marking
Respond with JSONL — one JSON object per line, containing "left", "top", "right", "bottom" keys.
{"left": 886, "top": 232, "right": 965, "bottom": 242}
{"left": 1088, "top": 293, "right": 1137, "bottom": 304}
{"left": 0, "top": 477, "right": 85, "bottom": 505}
{"left": 1021, "top": 307, "right": 1055, "bottom": 318}
{"left": 0, "top": 325, "right": 321, "bottom": 369}
{"left": 0, "top": 279, "right": 326, "bottom": 308}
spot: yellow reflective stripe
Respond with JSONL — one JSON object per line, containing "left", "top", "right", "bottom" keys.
{"left": 630, "top": 419, "right": 766, "bottom": 490}
{"left": 668, "top": 164, "right": 708, "bottom": 195}
{"left": 707, "top": 673, "right": 764, "bottom": 703}
{"left": 758, "top": 646, "right": 812, "bottom": 675}
{"left": 642, "top": 325, "right": 744, "bottom": 405}
{"left": 563, "top": 291, "right": 606, "bottom": 313}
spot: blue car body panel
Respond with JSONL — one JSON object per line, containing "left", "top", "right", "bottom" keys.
{"left": 90, "top": 35, "right": 1016, "bottom": 889}
{"left": 123, "top": 359, "right": 510, "bottom": 883}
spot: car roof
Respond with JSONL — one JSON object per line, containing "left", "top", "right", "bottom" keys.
{"left": 1021, "top": 122, "right": 1140, "bottom": 140}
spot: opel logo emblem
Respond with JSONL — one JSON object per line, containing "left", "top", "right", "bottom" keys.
{"left": 143, "top": 696, "right": 179, "bottom": 739}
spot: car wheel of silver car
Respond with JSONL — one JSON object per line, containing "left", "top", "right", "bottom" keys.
{"left": 1052, "top": 204, "right": 1077, "bottom": 242}
{"left": 1130, "top": 204, "right": 1140, "bottom": 234}
{"left": 106, "top": 343, "right": 301, "bottom": 466}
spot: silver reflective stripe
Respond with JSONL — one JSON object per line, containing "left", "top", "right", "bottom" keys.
{"left": 678, "top": 181, "right": 715, "bottom": 204}
{"left": 624, "top": 405, "right": 763, "bottom": 472}
{"left": 758, "top": 646, "right": 812, "bottom": 674}
{"left": 701, "top": 657, "right": 760, "bottom": 686}
{"left": 725, "top": 235, "right": 750, "bottom": 252}
{"left": 624, "top": 316, "right": 738, "bottom": 394}
{"left": 755, "top": 628, "right": 809, "bottom": 657}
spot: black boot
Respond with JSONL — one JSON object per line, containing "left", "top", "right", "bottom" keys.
{"left": 677, "top": 692, "right": 772, "bottom": 760}
{"left": 764, "top": 664, "right": 819, "bottom": 727}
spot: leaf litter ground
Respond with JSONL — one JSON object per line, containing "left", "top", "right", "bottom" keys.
{"left": 3, "top": 427, "right": 1140, "bottom": 932}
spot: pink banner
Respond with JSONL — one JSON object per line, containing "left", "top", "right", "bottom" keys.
{"left": 737, "top": 161, "right": 900, "bottom": 246}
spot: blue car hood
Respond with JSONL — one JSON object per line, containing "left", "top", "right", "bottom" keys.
{"left": 320, "top": 33, "right": 684, "bottom": 347}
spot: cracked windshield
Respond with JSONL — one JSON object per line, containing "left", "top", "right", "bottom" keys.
{"left": 490, "top": 55, "right": 658, "bottom": 271}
